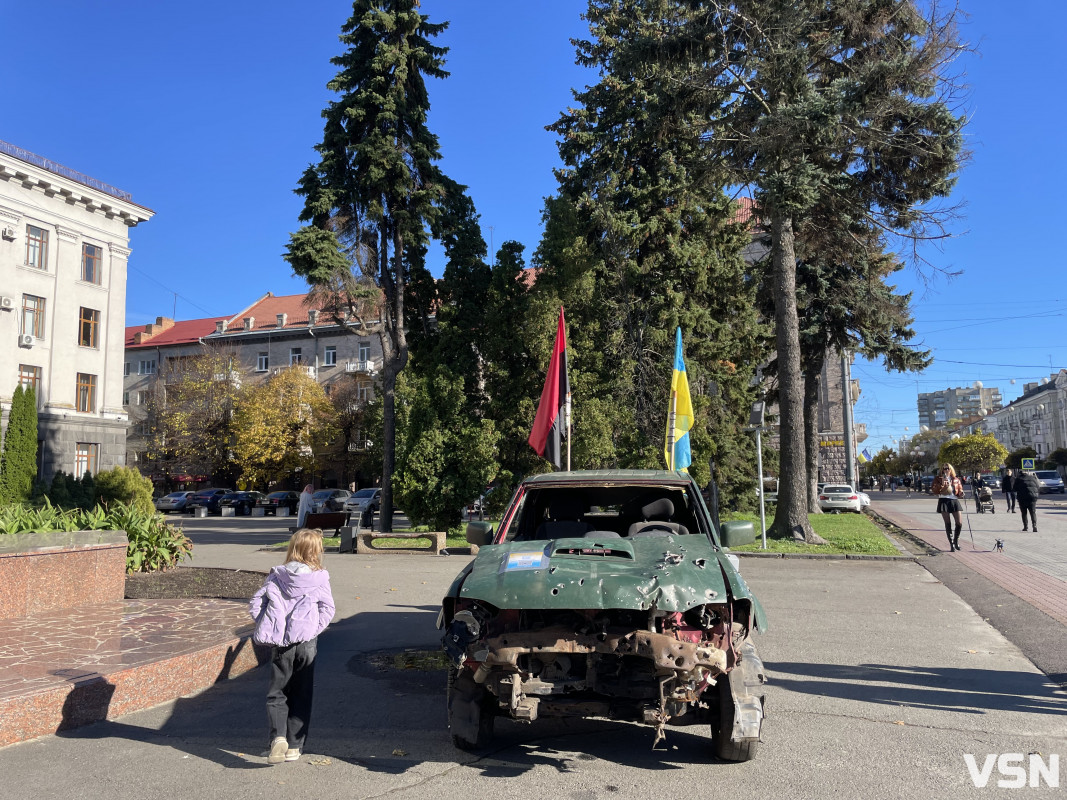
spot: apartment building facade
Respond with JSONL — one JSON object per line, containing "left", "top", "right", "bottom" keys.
{"left": 1, "top": 140, "right": 152, "bottom": 483}
{"left": 988, "top": 371, "right": 1067, "bottom": 458}
{"left": 917, "top": 382, "right": 1003, "bottom": 431}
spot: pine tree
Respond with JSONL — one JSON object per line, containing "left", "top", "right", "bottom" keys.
{"left": 545, "top": 1, "right": 769, "bottom": 501}
{"left": 285, "top": 0, "right": 450, "bottom": 532}
{"left": 661, "top": 0, "right": 966, "bottom": 540}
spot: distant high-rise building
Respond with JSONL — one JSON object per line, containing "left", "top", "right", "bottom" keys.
{"left": 917, "top": 382, "right": 1003, "bottom": 430}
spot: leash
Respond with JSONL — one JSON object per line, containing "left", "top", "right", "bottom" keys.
{"left": 962, "top": 483, "right": 976, "bottom": 550}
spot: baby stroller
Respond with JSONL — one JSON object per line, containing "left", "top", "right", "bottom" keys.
{"left": 975, "top": 484, "right": 995, "bottom": 514}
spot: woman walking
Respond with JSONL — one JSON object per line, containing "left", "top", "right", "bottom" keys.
{"left": 931, "top": 463, "right": 965, "bottom": 552}
{"left": 249, "top": 528, "right": 335, "bottom": 764}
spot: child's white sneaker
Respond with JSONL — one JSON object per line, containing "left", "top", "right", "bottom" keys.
{"left": 285, "top": 748, "right": 301, "bottom": 762}
{"left": 268, "top": 737, "right": 288, "bottom": 764}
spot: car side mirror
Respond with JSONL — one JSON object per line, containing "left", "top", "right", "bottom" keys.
{"left": 720, "top": 520, "right": 756, "bottom": 548}
{"left": 466, "top": 521, "right": 494, "bottom": 546}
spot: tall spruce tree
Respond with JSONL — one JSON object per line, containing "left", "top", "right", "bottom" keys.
{"left": 546, "top": 1, "right": 769, "bottom": 501}
{"left": 660, "top": 0, "right": 967, "bottom": 540}
{"left": 0, "top": 386, "right": 39, "bottom": 504}
{"left": 285, "top": 0, "right": 450, "bottom": 532}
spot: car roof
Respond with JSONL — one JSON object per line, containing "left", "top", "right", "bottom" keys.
{"left": 523, "top": 469, "right": 698, "bottom": 487}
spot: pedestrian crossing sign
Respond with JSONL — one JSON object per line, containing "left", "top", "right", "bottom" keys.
{"left": 1021, "top": 458, "right": 1036, "bottom": 470}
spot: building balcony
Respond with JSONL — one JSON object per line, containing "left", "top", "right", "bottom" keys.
{"left": 344, "top": 360, "right": 379, "bottom": 375}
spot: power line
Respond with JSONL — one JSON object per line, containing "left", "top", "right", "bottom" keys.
{"left": 127, "top": 263, "right": 220, "bottom": 318}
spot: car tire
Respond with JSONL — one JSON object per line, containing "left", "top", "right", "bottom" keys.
{"left": 711, "top": 666, "right": 760, "bottom": 763}
{"left": 447, "top": 666, "right": 495, "bottom": 751}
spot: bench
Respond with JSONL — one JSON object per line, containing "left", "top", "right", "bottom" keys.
{"left": 290, "top": 511, "right": 350, "bottom": 535}
{"left": 354, "top": 530, "right": 446, "bottom": 555}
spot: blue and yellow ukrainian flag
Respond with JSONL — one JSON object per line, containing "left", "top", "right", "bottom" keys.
{"left": 664, "top": 327, "right": 694, "bottom": 471}
{"left": 858, "top": 447, "right": 871, "bottom": 464}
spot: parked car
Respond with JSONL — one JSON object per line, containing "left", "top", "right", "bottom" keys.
{"left": 219, "top": 491, "right": 266, "bottom": 516}
{"left": 857, "top": 490, "right": 871, "bottom": 507}
{"left": 921, "top": 475, "right": 935, "bottom": 493}
{"left": 312, "top": 489, "right": 351, "bottom": 512}
{"left": 441, "top": 469, "right": 768, "bottom": 759}
{"left": 1033, "top": 470, "right": 1065, "bottom": 494}
{"left": 185, "top": 488, "right": 232, "bottom": 515}
{"left": 818, "top": 484, "right": 863, "bottom": 513}
{"left": 259, "top": 491, "right": 300, "bottom": 515}
{"left": 344, "top": 488, "right": 381, "bottom": 516}
{"left": 154, "top": 491, "right": 194, "bottom": 514}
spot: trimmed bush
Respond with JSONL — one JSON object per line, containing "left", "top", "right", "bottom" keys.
{"left": 94, "top": 466, "right": 154, "bottom": 515}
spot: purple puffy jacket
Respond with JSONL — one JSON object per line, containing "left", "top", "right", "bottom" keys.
{"left": 249, "top": 564, "right": 335, "bottom": 646}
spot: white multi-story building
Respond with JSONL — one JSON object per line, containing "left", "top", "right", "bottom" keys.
{"left": 989, "top": 371, "right": 1067, "bottom": 458}
{"left": 0, "top": 140, "right": 153, "bottom": 483}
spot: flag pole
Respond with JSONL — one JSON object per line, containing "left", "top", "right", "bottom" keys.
{"left": 668, "top": 391, "right": 677, "bottom": 470}
{"left": 565, "top": 390, "right": 572, "bottom": 471}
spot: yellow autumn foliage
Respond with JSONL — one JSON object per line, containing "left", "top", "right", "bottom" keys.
{"left": 232, "top": 366, "right": 338, "bottom": 486}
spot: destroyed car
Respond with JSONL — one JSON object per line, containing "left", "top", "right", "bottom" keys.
{"left": 439, "top": 469, "right": 768, "bottom": 759}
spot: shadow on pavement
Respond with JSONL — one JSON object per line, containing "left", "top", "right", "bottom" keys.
{"left": 769, "top": 661, "right": 1067, "bottom": 716}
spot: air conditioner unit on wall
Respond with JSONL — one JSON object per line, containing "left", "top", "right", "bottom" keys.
{"left": 0, "top": 296, "right": 13, "bottom": 310}
{"left": 1, "top": 227, "right": 15, "bottom": 241}
{"left": 18, "top": 333, "right": 34, "bottom": 347}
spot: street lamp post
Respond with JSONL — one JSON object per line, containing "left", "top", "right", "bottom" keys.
{"left": 745, "top": 401, "right": 767, "bottom": 550}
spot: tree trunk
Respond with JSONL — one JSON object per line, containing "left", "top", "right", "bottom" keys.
{"left": 768, "top": 210, "right": 824, "bottom": 544}
{"left": 804, "top": 364, "right": 822, "bottom": 513}
{"left": 378, "top": 225, "right": 409, "bottom": 534}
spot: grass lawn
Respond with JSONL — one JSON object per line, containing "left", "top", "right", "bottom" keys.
{"left": 725, "top": 511, "right": 900, "bottom": 555}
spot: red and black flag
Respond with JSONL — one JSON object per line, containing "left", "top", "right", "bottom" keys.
{"left": 528, "top": 307, "right": 570, "bottom": 469}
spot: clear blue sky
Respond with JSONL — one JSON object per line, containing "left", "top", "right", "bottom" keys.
{"left": 4, "top": 1, "right": 1064, "bottom": 458}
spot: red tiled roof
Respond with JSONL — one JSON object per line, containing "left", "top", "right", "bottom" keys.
{"left": 731, "top": 196, "right": 757, "bottom": 226}
{"left": 222, "top": 293, "right": 334, "bottom": 332}
{"left": 125, "top": 316, "right": 230, "bottom": 349}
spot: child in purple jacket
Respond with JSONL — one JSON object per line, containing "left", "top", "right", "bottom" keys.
{"left": 249, "top": 527, "right": 335, "bottom": 764}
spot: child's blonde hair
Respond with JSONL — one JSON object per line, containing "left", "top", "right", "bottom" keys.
{"left": 285, "top": 528, "right": 324, "bottom": 570}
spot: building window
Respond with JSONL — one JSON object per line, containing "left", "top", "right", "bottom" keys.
{"left": 78, "top": 307, "right": 100, "bottom": 348}
{"left": 26, "top": 225, "right": 48, "bottom": 270}
{"left": 289, "top": 347, "right": 302, "bottom": 365}
{"left": 75, "top": 443, "right": 98, "bottom": 477}
{"left": 357, "top": 381, "right": 371, "bottom": 402}
{"left": 123, "top": 391, "right": 130, "bottom": 405}
{"left": 257, "top": 352, "right": 269, "bottom": 372}
{"left": 22, "top": 294, "right": 46, "bottom": 338}
{"left": 123, "top": 362, "right": 130, "bottom": 377}
{"left": 138, "top": 359, "right": 156, "bottom": 375}
{"left": 19, "top": 364, "right": 41, "bottom": 391}
{"left": 358, "top": 341, "right": 371, "bottom": 362}
{"left": 81, "top": 243, "right": 102, "bottom": 284}
{"left": 324, "top": 346, "right": 337, "bottom": 366}
{"left": 76, "top": 373, "right": 97, "bottom": 413}
{"left": 137, "top": 390, "right": 148, "bottom": 405}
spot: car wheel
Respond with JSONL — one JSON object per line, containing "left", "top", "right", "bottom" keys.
{"left": 711, "top": 665, "right": 760, "bottom": 763}
{"left": 447, "top": 665, "right": 495, "bottom": 751}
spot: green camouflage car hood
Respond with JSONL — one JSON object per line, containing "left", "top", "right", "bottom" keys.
{"left": 456, "top": 534, "right": 763, "bottom": 623}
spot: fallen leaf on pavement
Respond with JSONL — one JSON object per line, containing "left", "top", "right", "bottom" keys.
{"left": 309, "top": 758, "right": 332, "bottom": 766}
{"left": 392, "top": 748, "right": 407, "bottom": 757}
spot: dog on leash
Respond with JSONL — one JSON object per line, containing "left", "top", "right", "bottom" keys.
{"left": 994, "top": 538, "right": 1005, "bottom": 553}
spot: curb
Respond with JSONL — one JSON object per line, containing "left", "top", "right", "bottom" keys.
{"left": 734, "top": 551, "right": 915, "bottom": 561}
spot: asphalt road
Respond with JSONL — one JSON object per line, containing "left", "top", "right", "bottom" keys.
{"left": 3, "top": 536, "right": 1065, "bottom": 798}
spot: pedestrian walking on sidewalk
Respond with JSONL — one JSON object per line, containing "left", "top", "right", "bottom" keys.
{"left": 296, "top": 484, "right": 313, "bottom": 528}
{"left": 249, "top": 528, "right": 336, "bottom": 764}
{"left": 931, "top": 463, "right": 965, "bottom": 551}
{"left": 1001, "top": 469, "right": 1017, "bottom": 513}
{"left": 1014, "top": 470, "right": 1041, "bottom": 532}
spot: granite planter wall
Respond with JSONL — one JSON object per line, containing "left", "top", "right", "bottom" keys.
{"left": 0, "top": 531, "right": 127, "bottom": 620}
